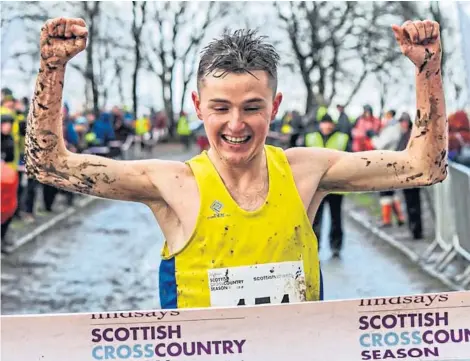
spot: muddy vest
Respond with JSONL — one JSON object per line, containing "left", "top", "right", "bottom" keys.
{"left": 159, "top": 145, "right": 323, "bottom": 309}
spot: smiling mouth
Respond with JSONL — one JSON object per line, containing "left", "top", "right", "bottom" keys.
{"left": 221, "top": 135, "right": 252, "bottom": 144}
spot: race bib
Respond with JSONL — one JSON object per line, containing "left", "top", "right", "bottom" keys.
{"left": 208, "top": 261, "right": 307, "bottom": 307}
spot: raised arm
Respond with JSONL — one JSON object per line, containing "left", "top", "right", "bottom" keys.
{"left": 295, "top": 20, "right": 448, "bottom": 193}
{"left": 25, "top": 18, "right": 169, "bottom": 203}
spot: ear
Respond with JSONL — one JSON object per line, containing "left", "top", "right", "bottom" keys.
{"left": 191, "top": 91, "right": 203, "bottom": 120}
{"left": 271, "top": 92, "right": 283, "bottom": 121}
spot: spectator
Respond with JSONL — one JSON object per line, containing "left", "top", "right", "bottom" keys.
{"left": 289, "top": 110, "right": 304, "bottom": 147}
{"left": 62, "top": 104, "right": 80, "bottom": 206}
{"left": 368, "top": 109, "right": 406, "bottom": 227}
{"left": 336, "top": 104, "right": 354, "bottom": 137}
{"left": 396, "top": 112, "right": 423, "bottom": 239}
{"left": 448, "top": 110, "right": 470, "bottom": 167}
{"left": 84, "top": 111, "right": 115, "bottom": 147}
{"left": 1, "top": 114, "right": 15, "bottom": 166}
{"left": 176, "top": 111, "right": 192, "bottom": 150}
{"left": 306, "top": 113, "right": 351, "bottom": 258}
{"left": 1, "top": 113, "right": 18, "bottom": 242}
{"left": 351, "top": 104, "right": 381, "bottom": 152}
{"left": 1, "top": 160, "right": 19, "bottom": 248}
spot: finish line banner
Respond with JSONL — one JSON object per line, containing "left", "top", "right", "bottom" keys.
{"left": 2, "top": 291, "right": 470, "bottom": 361}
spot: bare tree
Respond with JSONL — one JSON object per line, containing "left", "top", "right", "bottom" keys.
{"left": 144, "top": 1, "right": 227, "bottom": 133}
{"left": 429, "top": 2, "right": 447, "bottom": 74}
{"left": 1, "top": 1, "right": 131, "bottom": 113}
{"left": 427, "top": 1, "right": 467, "bottom": 108}
{"left": 113, "top": 56, "right": 127, "bottom": 106}
{"left": 81, "top": 1, "right": 101, "bottom": 114}
{"left": 68, "top": 2, "right": 131, "bottom": 113}
{"left": 0, "top": 1, "right": 69, "bottom": 82}
{"left": 179, "top": 45, "right": 200, "bottom": 114}
{"left": 274, "top": 1, "right": 420, "bottom": 114}
{"left": 131, "top": 1, "right": 148, "bottom": 118}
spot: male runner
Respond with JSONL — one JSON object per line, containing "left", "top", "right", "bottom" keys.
{"left": 26, "top": 18, "right": 447, "bottom": 309}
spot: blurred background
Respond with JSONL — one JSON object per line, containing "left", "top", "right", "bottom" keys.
{"left": 1, "top": 1, "right": 469, "bottom": 315}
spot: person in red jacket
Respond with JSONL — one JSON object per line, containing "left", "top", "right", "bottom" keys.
{"left": 351, "top": 105, "right": 382, "bottom": 152}
{"left": 1, "top": 160, "right": 19, "bottom": 250}
{"left": 448, "top": 110, "right": 470, "bottom": 164}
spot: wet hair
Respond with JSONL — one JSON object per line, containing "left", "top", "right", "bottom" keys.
{"left": 197, "top": 29, "right": 280, "bottom": 94}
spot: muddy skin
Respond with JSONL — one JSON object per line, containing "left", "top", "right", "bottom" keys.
{"left": 77, "top": 162, "right": 107, "bottom": 171}
{"left": 342, "top": 47, "right": 447, "bottom": 193}
{"left": 25, "top": 59, "right": 112, "bottom": 197}
{"left": 419, "top": 48, "right": 434, "bottom": 73}
{"left": 361, "top": 157, "right": 371, "bottom": 167}
{"left": 414, "top": 129, "right": 428, "bottom": 138}
{"left": 414, "top": 109, "right": 430, "bottom": 128}
{"left": 24, "top": 24, "right": 128, "bottom": 199}
{"left": 405, "top": 173, "right": 424, "bottom": 182}
{"left": 401, "top": 38, "right": 447, "bottom": 189}
{"left": 430, "top": 96, "right": 439, "bottom": 119}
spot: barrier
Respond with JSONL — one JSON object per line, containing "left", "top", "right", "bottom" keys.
{"left": 450, "top": 162, "right": 470, "bottom": 257}
{"left": 421, "top": 172, "right": 456, "bottom": 264}
{"left": 447, "top": 162, "right": 470, "bottom": 287}
{"left": 1, "top": 291, "right": 469, "bottom": 361}
{"left": 423, "top": 161, "right": 470, "bottom": 288}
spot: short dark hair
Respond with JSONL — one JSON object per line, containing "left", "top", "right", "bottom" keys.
{"left": 320, "top": 113, "right": 334, "bottom": 123}
{"left": 197, "top": 29, "right": 280, "bottom": 94}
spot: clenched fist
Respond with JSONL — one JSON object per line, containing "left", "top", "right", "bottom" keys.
{"left": 40, "top": 17, "right": 88, "bottom": 68}
{"left": 392, "top": 20, "right": 441, "bottom": 73}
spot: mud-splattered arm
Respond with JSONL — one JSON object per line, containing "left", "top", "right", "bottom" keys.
{"left": 293, "top": 20, "right": 448, "bottom": 193}
{"left": 25, "top": 17, "right": 168, "bottom": 203}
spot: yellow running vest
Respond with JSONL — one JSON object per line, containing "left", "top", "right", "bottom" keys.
{"left": 159, "top": 145, "right": 323, "bottom": 309}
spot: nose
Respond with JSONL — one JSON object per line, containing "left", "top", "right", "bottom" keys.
{"left": 227, "top": 110, "right": 245, "bottom": 133}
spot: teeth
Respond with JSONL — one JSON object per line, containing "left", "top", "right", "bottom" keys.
{"left": 224, "top": 135, "right": 249, "bottom": 144}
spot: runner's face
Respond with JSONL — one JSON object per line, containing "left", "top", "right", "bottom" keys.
{"left": 192, "top": 71, "right": 282, "bottom": 166}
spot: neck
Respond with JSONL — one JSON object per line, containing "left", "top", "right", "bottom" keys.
{"left": 207, "top": 146, "right": 267, "bottom": 188}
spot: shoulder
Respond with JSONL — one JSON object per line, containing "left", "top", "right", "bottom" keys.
{"left": 285, "top": 146, "right": 333, "bottom": 167}
{"left": 143, "top": 157, "right": 196, "bottom": 205}
{"left": 284, "top": 146, "right": 333, "bottom": 181}
{"left": 145, "top": 157, "right": 194, "bottom": 181}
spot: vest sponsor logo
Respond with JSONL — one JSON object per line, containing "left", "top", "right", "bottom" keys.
{"left": 208, "top": 200, "right": 229, "bottom": 219}
{"left": 208, "top": 261, "right": 306, "bottom": 307}
{"left": 210, "top": 200, "right": 223, "bottom": 213}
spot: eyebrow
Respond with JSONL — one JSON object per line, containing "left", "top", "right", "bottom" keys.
{"left": 208, "top": 97, "right": 265, "bottom": 104}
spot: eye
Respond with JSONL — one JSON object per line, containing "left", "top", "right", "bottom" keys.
{"left": 245, "top": 107, "right": 260, "bottom": 112}
{"left": 214, "top": 107, "right": 228, "bottom": 112}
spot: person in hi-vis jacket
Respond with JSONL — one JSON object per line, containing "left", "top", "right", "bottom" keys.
{"left": 305, "top": 114, "right": 350, "bottom": 258}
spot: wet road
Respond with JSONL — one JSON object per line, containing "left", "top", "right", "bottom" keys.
{"left": 1, "top": 196, "right": 451, "bottom": 315}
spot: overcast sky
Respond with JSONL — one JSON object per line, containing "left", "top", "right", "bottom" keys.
{"left": 2, "top": 1, "right": 469, "bottom": 119}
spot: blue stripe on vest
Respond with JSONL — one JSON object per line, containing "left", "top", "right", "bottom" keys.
{"left": 159, "top": 258, "right": 178, "bottom": 309}
{"left": 319, "top": 264, "right": 324, "bottom": 301}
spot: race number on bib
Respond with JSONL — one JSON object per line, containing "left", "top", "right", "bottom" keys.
{"left": 208, "top": 261, "right": 306, "bottom": 307}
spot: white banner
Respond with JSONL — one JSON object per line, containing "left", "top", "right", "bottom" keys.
{"left": 1, "top": 291, "right": 470, "bottom": 361}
